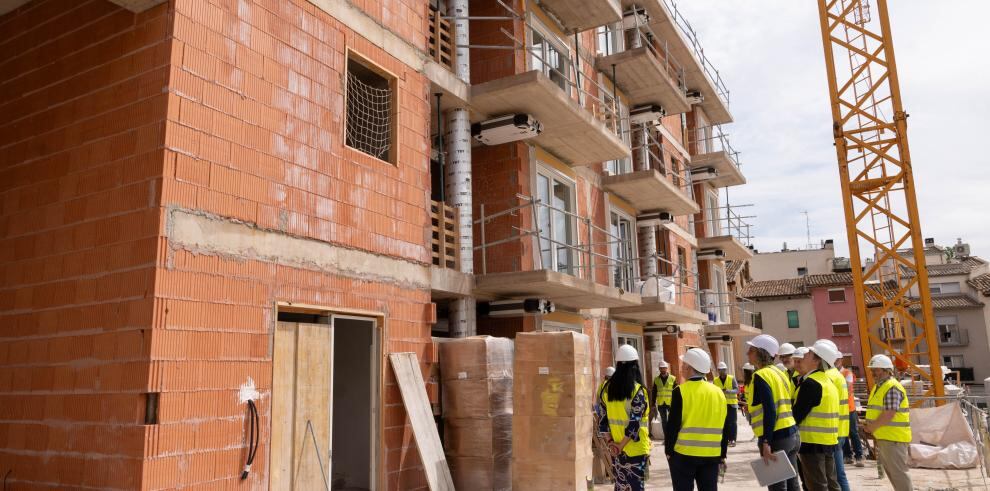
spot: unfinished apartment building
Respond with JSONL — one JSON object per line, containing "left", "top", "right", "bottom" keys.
{"left": 0, "top": 0, "right": 755, "bottom": 489}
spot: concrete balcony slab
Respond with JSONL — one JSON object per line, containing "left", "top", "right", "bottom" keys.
{"left": 470, "top": 70, "right": 630, "bottom": 165}
{"left": 698, "top": 235, "right": 754, "bottom": 261}
{"left": 705, "top": 322, "right": 760, "bottom": 337}
{"left": 610, "top": 298, "right": 708, "bottom": 324}
{"left": 601, "top": 170, "right": 699, "bottom": 215}
{"left": 473, "top": 270, "right": 641, "bottom": 310}
{"left": 539, "top": 0, "right": 622, "bottom": 32}
{"left": 596, "top": 47, "right": 689, "bottom": 114}
{"left": 691, "top": 150, "right": 746, "bottom": 187}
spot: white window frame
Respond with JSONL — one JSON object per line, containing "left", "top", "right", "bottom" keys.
{"left": 595, "top": 22, "right": 624, "bottom": 57}
{"left": 711, "top": 264, "right": 727, "bottom": 323}
{"left": 609, "top": 208, "right": 638, "bottom": 292}
{"left": 542, "top": 320, "right": 583, "bottom": 333}
{"left": 827, "top": 288, "right": 846, "bottom": 303}
{"left": 527, "top": 17, "right": 572, "bottom": 95}
{"left": 706, "top": 190, "right": 721, "bottom": 236}
{"left": 930, "top": 282, "right": 961, "bottom": 295}
{"left": 942, "top": 354, "right": 964, "bottom": 368}
{"left": 535, "top": 165, "right": 578, "bottom": 276}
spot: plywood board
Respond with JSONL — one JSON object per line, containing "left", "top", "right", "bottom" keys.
{"left": 271, "top": 321, "right": 333, "bottom": 491}
{"left": 389, "top": 353, "right": 455, "bottom": 491}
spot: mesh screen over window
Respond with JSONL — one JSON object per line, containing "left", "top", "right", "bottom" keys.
{"left": 346, "top": 61, "right": 393, "bottom": 161}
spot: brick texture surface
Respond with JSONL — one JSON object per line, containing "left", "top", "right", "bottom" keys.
{"left": 0, "top": 1, "right": 170, "bottom": 488}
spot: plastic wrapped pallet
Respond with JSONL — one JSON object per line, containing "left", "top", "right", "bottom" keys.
{"left": 439, "top": 336, "right": 513, "bottom": 491}
{"left": 512, "top": 331, "right": 594, "bottom": 491}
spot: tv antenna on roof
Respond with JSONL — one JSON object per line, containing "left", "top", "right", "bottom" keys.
{"left": 802, "top": 211, "right": 813, "bottom": 249}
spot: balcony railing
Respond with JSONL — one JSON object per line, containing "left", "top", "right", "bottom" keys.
{"left": 701, "top": 204, "right": 754, "bottom": 245}
{"left": 597, "top": 16, "right": 687, "bottom": 92}
{"left": 699, "top": 291, "right": 759, "bottom": 327}
{"left": 431, "top": 200, "right": 459, "bottom": 269}
{"left": 939, "top": 328, "right": 969, "bottom": 347}
{"left": 629, "top": 125, "right": 692, "bottom": 193}
{"left": 691, "top": 125, "right": 741, "bottom": 165}
{"left": 428, "top": 6, "right": 454, "bottom": 71}
{"left": 660, "top": 0, "right": 731, "bottom": 108}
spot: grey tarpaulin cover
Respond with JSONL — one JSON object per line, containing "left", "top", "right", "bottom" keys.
{"left": 909, "top": 401, "right": 979, "bottom": 469}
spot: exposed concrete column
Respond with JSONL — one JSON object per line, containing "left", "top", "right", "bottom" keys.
{"left": 637, "top": 223, "right": 658, "bottom": 286}
{"left": 445, "top": 0, "right": 475, "bottom": 338}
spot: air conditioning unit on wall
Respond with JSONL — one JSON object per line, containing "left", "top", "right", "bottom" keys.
{"left": 690, "top": 167, "right": 718, "bottom": 181}
{"left": 630, "top": 104, "right": 666, "bottom": 125}
{"left": 637, "top": 211, "right": 674, "bottom": 226}
{"left": 472, "top": 114, "right": 543, "bottom": 145}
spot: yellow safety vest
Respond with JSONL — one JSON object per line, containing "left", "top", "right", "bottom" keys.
{"left": 674, "top": 380, "right": 727, "bottom": 458}
{"left": 603, "top": 382, "right": 651, "bottom": 457}
{"left": 865, "top": 377, "right": 912, "bottom": 443}
{"left": 796, "top": 371, "right": 839, "bottom": 445}
{"left": 713, "top": 374, "right": 739, "bottom": 406}
{"left": 825, "top": 367, "right": 850, "bottom": 438}
{"left": 654, "top": 374, "right": 675, "bottom": 406}
{"left": 750, "top": 366, "right": 797, "bottom": 437}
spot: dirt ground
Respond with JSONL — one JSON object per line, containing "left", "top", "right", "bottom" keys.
{"left": 595, "top": 412, "right": 990, "bottom": 490}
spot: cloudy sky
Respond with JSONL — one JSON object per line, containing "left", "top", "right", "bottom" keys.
{"left": 675, "top": 1, "right": 990, "bottom": 259}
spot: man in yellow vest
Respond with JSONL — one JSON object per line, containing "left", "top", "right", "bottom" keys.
{"left": 712, "top": 361, "right": 738, "bottom": 447}
{"left": 665, "top": 348, "right": 728, "bottom": 491}
{"left": 863, "top": 355, "right": 913, "bottom": 491}
{"left": 817, "top": 339, "right": 850, "bottom": 491}
{"left": 746, "top": 334, "right": 799, "bottom": 491}
{"left": 598, "top": 345, "right": 651, "bottom": 491}
{"left": 794, "top": 340, "right": 842, "bottom": 490}
{"left": 652, "top": 360, "right": 676, "bottom": 438}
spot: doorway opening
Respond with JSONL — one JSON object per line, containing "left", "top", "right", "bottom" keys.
{"left": 271, "top": 309, "right": 379, "bottom": 491}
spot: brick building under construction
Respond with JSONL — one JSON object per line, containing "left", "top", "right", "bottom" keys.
{"left": 0, "top": 0, "right": 759, "bottom": 488}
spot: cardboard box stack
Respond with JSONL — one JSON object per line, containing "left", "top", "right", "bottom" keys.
{"left": 439, "top": 336, "right": 514, "bottom": 491}
{"left": 512, "top": 331, "right": 594, "bottom": 491}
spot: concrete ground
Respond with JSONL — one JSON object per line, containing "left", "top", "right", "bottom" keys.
{"left": 596, "top": 413, "right": 990, "bottom": 490}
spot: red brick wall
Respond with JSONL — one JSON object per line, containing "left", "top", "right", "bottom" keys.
{"left": 152, "top": 0, "right": 436, "bottom": 489}
{"left": 0, "top": 1, "right": 172, "bottom": 488}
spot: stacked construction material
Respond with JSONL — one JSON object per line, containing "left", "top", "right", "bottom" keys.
{"left": 439, "top": 336, "right": 514, "bottom": 491}
{"left": 513, "top": 331, "right": 594, "bottom": 491}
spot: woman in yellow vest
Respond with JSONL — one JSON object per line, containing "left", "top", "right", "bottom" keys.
{"left": 597, "top": 344, "right": 650, "bottom": 491}
{"left": 793, "top": 341, "right": 842, "bottom": 491}
{"left": 712, "top": 361, "right": 738, "bottom": 446}
{"left": 863, "top": 355, "right": 913, "bottom": 491}
{"left": 746, "top": 334, "right": 799, "bottom": 491}
{"left": 665, "top": 348, "right": 728, "bottom": 491}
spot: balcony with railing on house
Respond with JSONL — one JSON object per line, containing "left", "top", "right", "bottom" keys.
{"left": 633, "top": 0, "right": 733, "bottom": 124}
{"left": 468, "top": 8, "right": 630, "bottom": 165}
{"left": 690, "top": 125, "right": 745, "bottom": 187}
{"left": 698, "top": 204, "right": 754, "bottom": 260}
{"left": 939, "top": 327, "right": 970, "bottom": 347}
{"left": 697, "top": 291, "right": 760, "bottom": 336}
{"left": 594, "top": 12, "right": 690, "bottom": 115}
{"left": 601, "top": 126, "right": 699, "bottom": 215}
{"left": 472, "top": 195, "right": 641, "bottom": 310}
{"left": 610, "top": 257, "right": 708, "bottom": 324}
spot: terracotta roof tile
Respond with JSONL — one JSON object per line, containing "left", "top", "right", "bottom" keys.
{"left": 901, "top": 258, "right": 985, "bottom": 278}
{"left": 910, "top": 294, "right": 984, "bottom": 311}
{"left": 739, "top": 278, "right": 808, "bottom": 299}
{"left": 805, "top": 272, "right": 854, "bottom": 288}
{"left": 968, "top": 273, "right": 990, "bottom": 296}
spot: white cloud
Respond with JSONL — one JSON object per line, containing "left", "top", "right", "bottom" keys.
{"left": 675, "top": 1, "right": 990, "bottom": 258}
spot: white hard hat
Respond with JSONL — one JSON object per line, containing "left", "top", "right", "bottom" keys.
{"left": 779, "top": 343, "right": 797, "bottom": 356}
{"left": 742, "top": 362, "right": 755, "bottom": 370}
{"left": 775, "top": 362, "right": 786, "bottom": 371}
{"left": 616, "top": 344, "right": 640, "bottom": 362}
{"left": 868, "top": 354, "right": 894, "bottom": 369}
{"left": 792, "top": 347, "right": 810, "bottom": 359}
{"left": 810, "top": 340, "right": 841, "bottom": 366}
{"left": 717, "top": 362, "right": 727, "bottom": 370}
{"left": 819, "top": 339, "right": 839, "bottom": 352}
{"left": 747, "top": 334, "right": 780, "bottom": 357}
{"left": 658, "top": 360, "right": 669, "bottom": 369}
{"left": 605, "top": 366, "right": 615, "bottom": 377}
{"left": 680, "top": 348, "right": 713, "bottom": 374}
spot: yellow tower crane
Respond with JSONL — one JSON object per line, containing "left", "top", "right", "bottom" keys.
{"left": 816, "top": 0, "right": 944, "bottom": 399}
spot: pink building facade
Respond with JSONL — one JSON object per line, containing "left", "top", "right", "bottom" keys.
{"left": 811, "top": 284, "right": 864, "bottom": 371}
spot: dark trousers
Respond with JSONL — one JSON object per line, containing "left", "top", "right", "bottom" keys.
{"left": 768, "top": 433, "right": 801, "bottom": 491}
{"left": 613, "top": 453, "right": 647, "bottom": 491}
{"left": 798, "top": 452, "right": 840, "bottom": 491}
{"left": 842, "top": 413, "right": 863, "bottom": 460}
{"left": 653, "top": 405, "right": 670, "bottom": 438}
{"left": 726, "top": 406, "right": 737, "bottom": 442}
{"left": 668, "top": 452, "right": 719, "bottom": 491}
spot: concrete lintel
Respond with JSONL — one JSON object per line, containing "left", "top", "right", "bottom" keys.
{"left": 167, "top": 209, "right": 431, "bottom": 289}
{"left": 430, "top": 266, "right": 474, "bottom": 298}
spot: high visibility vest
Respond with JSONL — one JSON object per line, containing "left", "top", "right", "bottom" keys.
{"left": 825, "top": 367, "right": 850, "bottom": 437}
{"left": 654, "top": 374, "right": 675, "bottom": 406}
{"left": 674, "top": 380, "right": 727, "bottom": 458}
{"left": 796, "top": 371, "right": 839, "bottom": 445}
{"left": 602, "top": 382, "right": 651, "bottom": 457}
{"left": 865, "top": 377, "right": 912, "bottom": 443}
{"left": 750, "top": 366, "right": 797, "bottom": 437}
{"left": 713, "top": 375, "right": 739, "bottom": 406}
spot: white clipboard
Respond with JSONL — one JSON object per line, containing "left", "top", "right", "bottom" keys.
{"left": 749, "top": 450, "right": 797, "bottom": 487}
